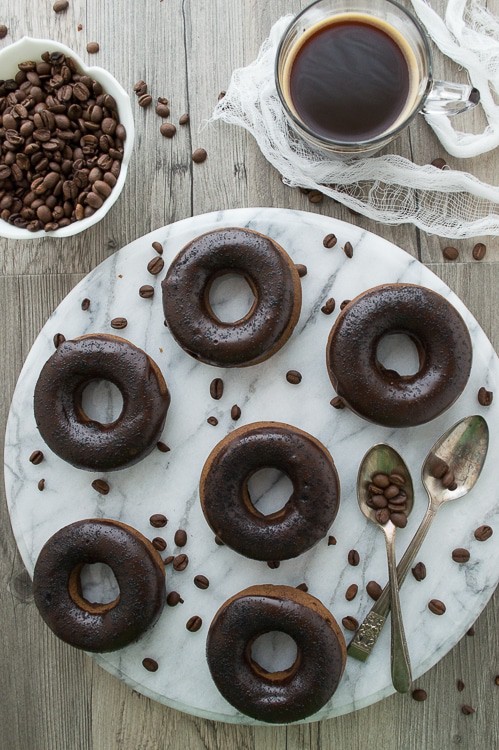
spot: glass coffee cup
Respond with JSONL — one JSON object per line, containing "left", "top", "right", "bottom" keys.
{"left": 275, "top": 0, "right": 479, "bottom": 157}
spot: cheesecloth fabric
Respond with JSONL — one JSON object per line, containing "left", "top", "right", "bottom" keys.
{"left": 209, "top": 0, "right": 499, "bottom": 238}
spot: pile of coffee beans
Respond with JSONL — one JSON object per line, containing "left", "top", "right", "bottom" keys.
{"left": 0, "top": 51, "right": 126, "bottom": 232}
{"left": 428, "top": 455, "right": 457, "bottom": 490}
{"left": 366, "top": 471, "right": 410, "bottom": 528}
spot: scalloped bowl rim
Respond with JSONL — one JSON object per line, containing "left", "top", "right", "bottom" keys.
{"left": 0, "top": 36, "right": 135, "bottom": 240}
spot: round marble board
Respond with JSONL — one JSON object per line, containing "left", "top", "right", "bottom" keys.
{"left": 4, "top": 207, "right": 499, "bottom": 725}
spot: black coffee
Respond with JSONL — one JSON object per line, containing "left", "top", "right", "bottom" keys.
{"left": 285, "top": 16, "right": 416, "bottom": 142}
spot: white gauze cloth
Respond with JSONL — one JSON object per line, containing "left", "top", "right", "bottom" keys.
{"left": 209, "top": 0, "right": 499, "bottom": 238}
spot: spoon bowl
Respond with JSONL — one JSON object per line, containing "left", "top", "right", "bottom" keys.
{"left": 358, "top": 444, "right": 414, "bottom": 528}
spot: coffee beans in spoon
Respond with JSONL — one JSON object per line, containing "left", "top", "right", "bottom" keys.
{"left": 0, "top": 51, "right": 126, "bottom": 232}
{"left": 366, "top": 470, "right": 410, "bottom": 528}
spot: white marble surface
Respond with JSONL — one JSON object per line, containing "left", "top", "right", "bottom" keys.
{"left": 4, "top": 207, "right": 499, "bottom": 725}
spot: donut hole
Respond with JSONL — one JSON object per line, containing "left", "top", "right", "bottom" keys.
{"left": 375, "top": 333, "right": 424, "bottom": 378}
{"left": 249, "top": 631, "right": 299, "bottom": 677}
{"left": 247, "top": 468, "right": 294, "bottom": 517}
{"left": 206, "top": 272, "right": 257, "bottom": 324}
{"left": 69, "top": 562, "right": 120, "bottom": 614}
{"left": 80, "top": 379, "right": 124, "bottom": 424}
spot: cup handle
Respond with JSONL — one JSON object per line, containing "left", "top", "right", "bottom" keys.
{"left": 421, "top": 80, "right": 480, "bottom": 117}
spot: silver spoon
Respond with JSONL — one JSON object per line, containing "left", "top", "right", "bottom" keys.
{"left": 348, "top": 415, "right": 489, "bottom": 662}
{"left": 357, "top": 444, "right": 414, "bottom": 693}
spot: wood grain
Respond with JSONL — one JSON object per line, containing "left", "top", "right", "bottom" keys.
{"left": 0, "top": 1, "right": 497, "bottom": 749}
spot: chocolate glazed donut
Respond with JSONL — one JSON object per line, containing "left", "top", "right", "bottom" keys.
{"left": 34, "top": 334, "right": 170, "bottom": 471}
{"left": 206, "top": 584, "right": 346, "bottom": 723}
{"left": 161, "top": 227, "right": 302, "bottom": 367}
{"left": 33, "top": 519, "right": 166, "bottom": 652}
{"left": 200, "top": 422, "right": 340, "bottom": 560}
{"left": 327, "top": 284, "right": 472, "bottom": 427}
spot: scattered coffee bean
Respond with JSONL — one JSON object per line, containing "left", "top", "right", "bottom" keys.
{"left": 194, "top": 574, "right": 209, "bottom": 590}
{"left": 323, "top": 233, "right": 337, "bottom": 248}
{"left": 53, "top": 0, "right": 69, "bottom": 12}
{"left": 29, "top": 449, "right": 44, "bottom": 465}
{"left": 286, "top": 369, "right": 302, "bottom": 385}
{"left": 173, "top": 553, "right": 188, "bottom": 571}
{"left": 156, "top": 441, "right": 170, "bottom": 453}
{"left": 461, "top": 705, "right": 476, "bottom": 715}
{"left": 152, "top": 537, "right": 167, "bottom": 552}
{"left": 345, "top": 584, "right": 358, "bottom": 601}
{"left": 431, "top": 157, "right": 447, "bottom": 169}
{"left": 343, "top": 241, "right": 353, "bottom": 258}
{"left": 472, "top": 242, "right": 486, "bottom": 260}
{"left": 81, "top": 298, "right": 90, "bottom": 311}
{"left": 155, "top": 101, "right": 170, "bottom": 118}
{"left": 295, "top": 263, "right": 307, "bottom": 277}
{"left": 267, "top": 560, "right": 280, "bottom": 569}
{"left": 164, "top": 555, "right": 174, "bottom": 566}
{"left": 467, "top": 625, "right": 475, "bottom": 636}
{"left": 452, "top": 548, "right": 470, "bottom": 563}
{"left": 37, "top": 478, "right": 45, "bottom": 491}
{"left": 192, "top": 147, "right": 207, "bottom": 164}
{"left": 412, "top": 561, "right": 426, "bottom": 581}
{"left": 494, "top": 675, "right": 499, "bottom": 686}
{"left": 412, "top": 688, "right": 428, "bottom": 702}
{"left": 86, "top": 42, "right": 100, "bottom": 54}
{"left": 147, "top": 256, "right": 164, "bottom": 275}
{"left": 231, "top": 404, "right": 241, "bottom": 420}
{"left": 142, "top": 657, "right": 158, "bottom": 672}
{"left": 0, "top": 25, "right": 8, "bottom": 39}
{"left": 110, "top": 316, "right": 127, "bottom": 329}
{"left": 457, "top": 679, "right": 465, "bottom": 692}
{"left": 328, "top": 536, "right": 337, "bottom": 545}
{"left": 339, "top": 299, "right": 351, "bottom": 310}
{"left": 91, "top": 478, "right": 110, "bottom": 495}
{"left": 53, "top": 332, "right": 66, "bottom": 348}
{"left": 166, "top": 591, "right": 183, "bottom": 606}
{"left": 366, "top": 580, "right": 382, "bottom": 601}
{"left": 133, "top": 80, "right": 147, "bottom": 95}
{"left": 138, "top": 93, "right": 153, "bottom": 108}
{"left": 341, "top": 615, "right": 359, "bottom": 632}
{"left": 477, "top": 387, "right": 493, "bottom": 406}
{"left": 139, "top": 284, "right": 154, "bottom": 299}
{"left": 210, "top": 377, "right": 224, "bottom": 400}
{"left": 321, "top": 297, "right": 336, "bottom": 315}
{"left": 186, "top": 615, "right": 202, "bottom": 632}
{"left": 218, "top": 90, "right": 226, "bottom": 101}
{"left": 149, "top": 513, "right": 167, "bottom": 528}
{"left": 330, "top": 396, "right": 345, "bottom": 409}
{"left": 77, "top": 23, "right": 83, "bottom": 31}
{"left": 296, "top": 582, "right": 308, "bottom": 592}
{"left": 179, "top": 113, "right": 190, "bottom": 125}
{"left": 152, "top": 241, "right": 163, "bottom": 255}
{"left": 308, "top": 190, "right": 323, "bottom": 203}
{"left": 348, "top": 549, "right": 360, "bottom": 566}
{"left": 207, "top": 416, "right": 218, "bottom": 426}
{"left": 474, "top": 524, "right": 493, "bottom": 541}
{"left": 174, "top": 529, "right": 187, "bottom": 547}
{"left": 428, "top": 599, "right": 446, "bottom": 615}
{"left": 160, "top": 122, "right": 176, "bottom": 138}
{"left": 443, "top": 246, "right": 459, "bottom": 260}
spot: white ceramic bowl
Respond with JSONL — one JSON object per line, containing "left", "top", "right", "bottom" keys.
{"left": 0, "top": 37, "right": 134, "bottom": 239}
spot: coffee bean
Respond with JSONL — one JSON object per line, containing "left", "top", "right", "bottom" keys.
{"left": 210, "top": 378, "right": 224, "bottom": 400}
{"left": 110, "top": 317, "right": 127, "bottom": 329}
{"left": 160, "top": 122, "right": 176, "bottom": 138}
{"left": 231, "top": 404, "right": 241, "bottom": 421}
{"left": 166, "top": 591, "right": 183, "bottom": 606}
{"left": 207, "top": 416, "right": 218, "bottom": 426}
{"left": 53, "top": 0, "right": 69, "bottom": 12}
{"left": 295, "top": 263, "right": 307, "bottom": 277}
{"left": 343, "top": 241, "right": 353, "bottom": 258}
{"left": 81, "top": 298, "right": 90, "bottom": 310}
{"left": 457, "top": 679, "right": 465, "bottom": 692}
{"left": 186, "top": 615, "right": 202, "bottom": 632}
{"left": 218, "top": 90, "right": 226, "bottom": 101}
{"left": 173, "top": 553, "right": 188, "bottom": 571}
{"left": 428, "top": 456, "right": 449, "bottom": 479}
{"left": 477, "top": 387, "right": 493, "bottom": 406}
{"left": 142, "top": 657, "right": 158, "bottom": 672}
{"left": 139, "top": 284, "right": 155, "bottom": 300}
{"left": 443, "top": 246, "right": 459, "bottom": 260}
{"left": 286, "top": 369, "right": 302, "bottom": 385}
{"left": 461, "top": 705, "right": 476, "bottom": 715}
{"left": 441, "top": 469, "right": 456, "bottom": 489}
{"left": 330, "top": 396, "right": 345, "bottom": 409}
{"left": 29, "top": 450, "right": 44, "bottom": 465}
{"left": 53, "top": 332, "right": 66, "bottom": 348}
{"left": 194, "top": 574, "right": 209, "bottom": 590}
{"left": 472, "top": 242, "right": 486, "bottom": 260}
{"left": 372, "top": 495, "right": 388, "bottom": 509}
{"left": 147, "top": 256, "right": 164, "bottom": 275}
{"left": 383, "top": 484, "right": 400, "bottom": 499}
{"left": 431, "top": 157, "right": 447, "bottom": 169}
{"left": 412, "top": 561, "right": 426, "bottom": 581}
{"left": 192, "top": 148, "right": 208, "bottom": 164}
{"left": 328, "top": 536, "right": 337, "bottom": 546}
{"left": 390, "top": 512, "right": 407, "bottom": 529}
{"left": 345, "top": 584, "right": 358, "bottom": 601}
{"left": 389, "top": 473, "right": 405, "bottom": 486}
{"left": 452, "top": 548, "right": 470, "bottom": 563}
{"left": 138, "top": 94, "right": 153, "bottom": 108}
{"left": 133, "top": 80, "right": 147, "bottom": 95}
{"left": 428, "top": 599, "right": 446, "bottom": 615}
{"left": 267, "top": 560, "right": 280, "bottom": 569}
{"left": 366, "top": 580, "right": 382, "bottom": 601}
{"left": 341, "top": 616, "right": 359, "bottom": 632}
{"left": 156, "top": 441, "right": 170, "bottom": 453}
{"left": 375, "top": 508, "right": 390, "bottom": 525}
{"left": 321, "top": 297, "right": 336, "bottom": 315}
{"left": 296, "top": 583, "right": 308, "bottom": 592}
{"left": 372, "top": 473, "right": 390, "bottom": 489}
{"left": 152, "top": 241, "right": 163, "bottom": 255}
{"left": 474, "top": 524, "right": 493, "bottom": 541}
{"left": 37, "top": 478, "right": 46, "bottom": 491}
{"left": 412, "top": 688, "right": 428, "bottom": 702}
{"left": 152, "top": 537, "right": 167, "bottom": 552}
{"left": 467, "top": 625, "right": 475, "bottom": 636}
{"left": 91, "top": 479, "right": 110, "bottom": 495}
{"left": 494, "top": 675, "right": 499, "bottom": 686}
{"left": 86, "top": 42, "right": 100, "bottom": 54}
{"left": 348, "top": 549, "right": 360, "bottom": 566}
{"left": 150, "top": 513, "right": 168, "bottom": 528}
{"left": 174, "top": 529, "right": 187, "bottom": 547}
{"left": 323, "top": 233, "right": 337, "bottom": 248}
{"left": 179, "top": 113, "right": 190, "bottom": 125}
{"left": 164, "top": 555, "right": 174, "bottom": 566}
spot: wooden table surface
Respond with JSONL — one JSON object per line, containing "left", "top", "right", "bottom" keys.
{"left": 1, "top": 2, "right": 497, "bottom": 748}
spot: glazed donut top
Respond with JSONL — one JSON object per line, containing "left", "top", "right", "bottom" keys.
{"left": 206, "top": 584, "right": 346, "bottom": 723}
{"left": 34, "top": 334, "right": 170, "bottom": 471}
{"left": 327, "top": 283, "right": 473, "bottom": 427}
{"left": 162, "top": 227, "right": 302, "bottom": 367}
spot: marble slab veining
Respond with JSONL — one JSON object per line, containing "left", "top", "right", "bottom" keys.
{"left": 4, "top": 208, "right": 499, "bottom": 725}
